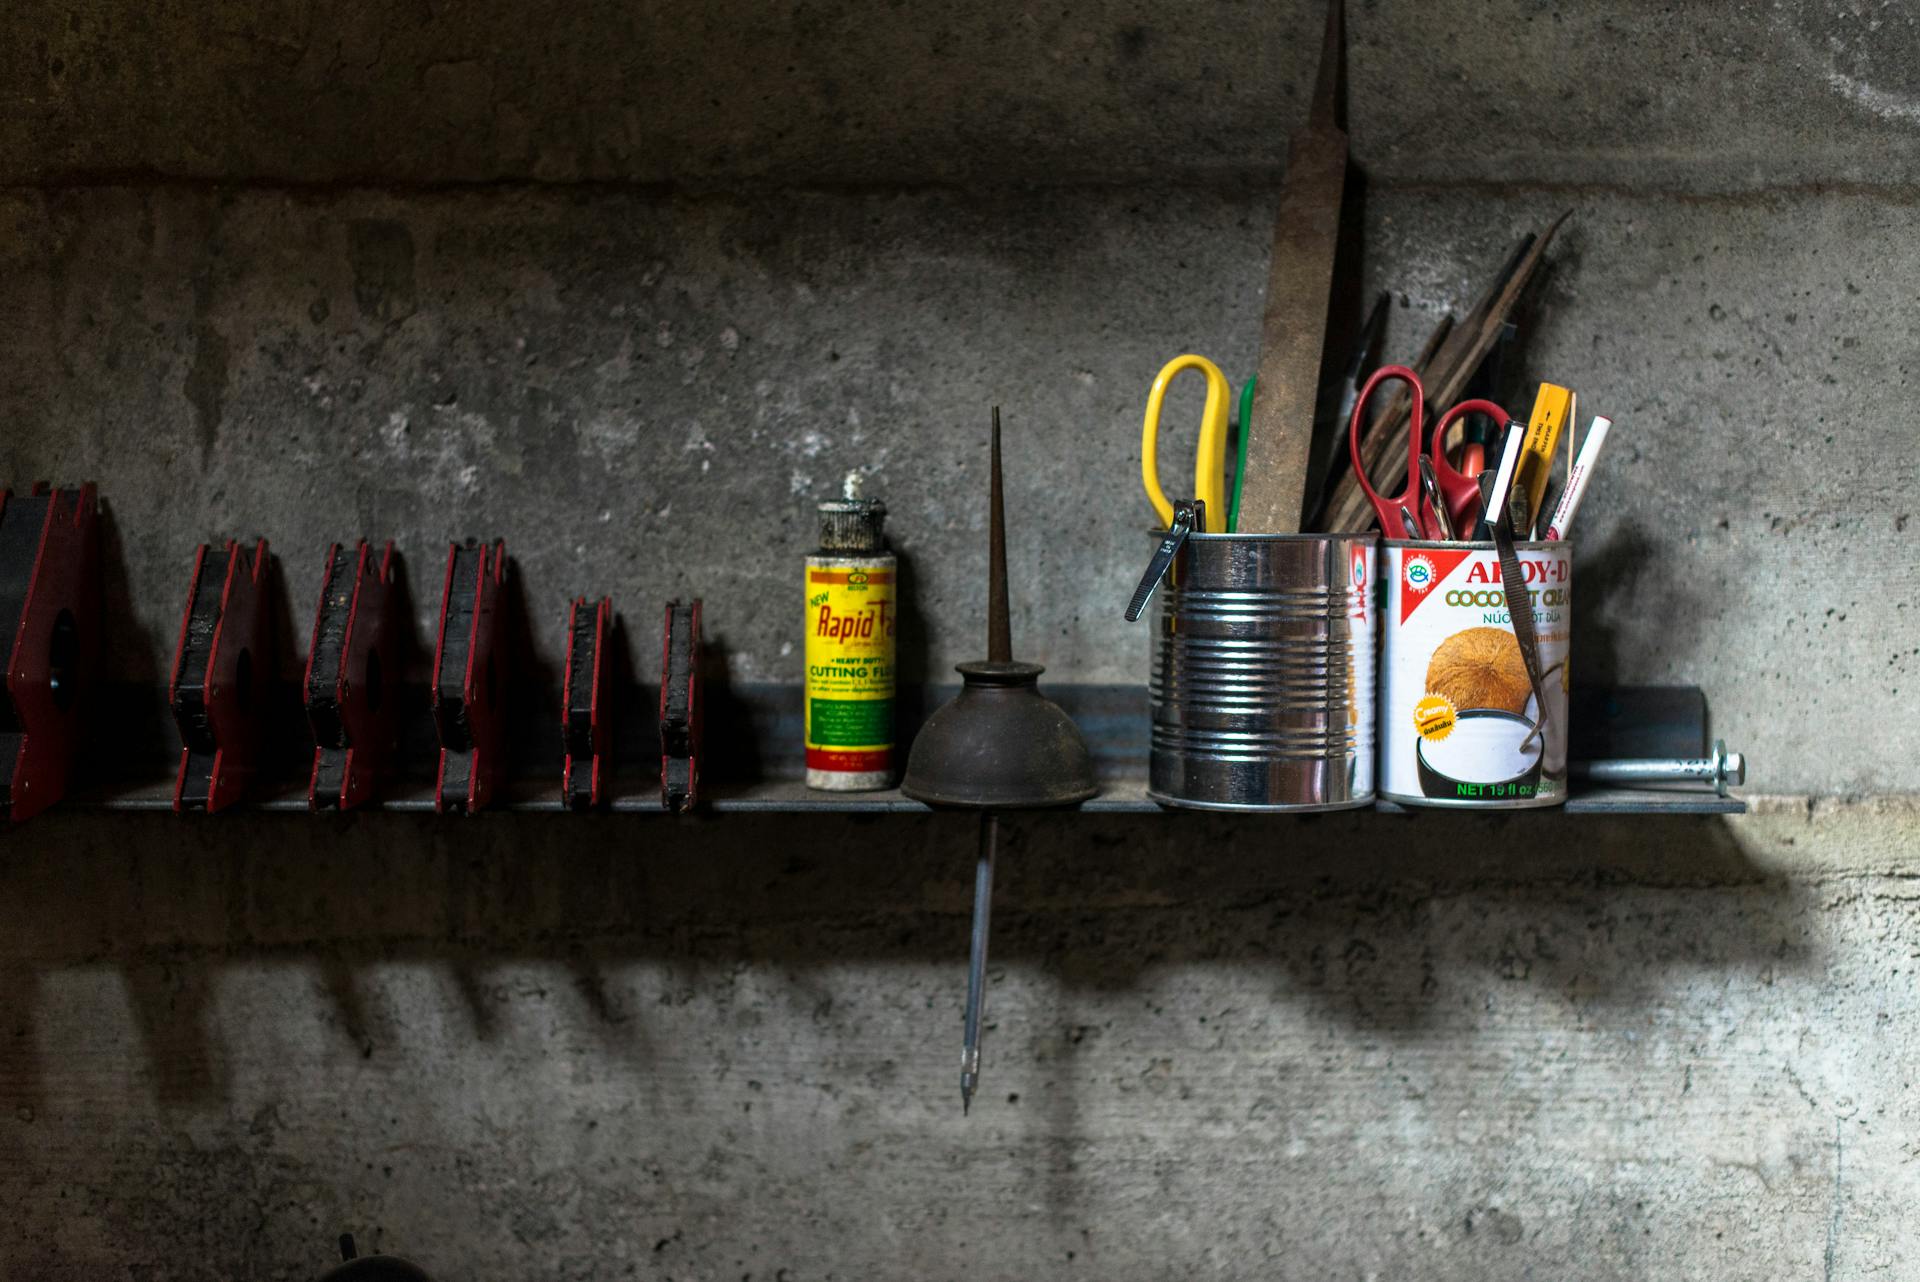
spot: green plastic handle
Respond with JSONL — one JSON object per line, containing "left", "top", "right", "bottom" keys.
{"left": 1228, "top": 376, "right": 1256, "bottom": 534}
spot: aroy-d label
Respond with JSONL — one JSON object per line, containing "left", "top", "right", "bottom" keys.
{"left": 1380, "top": 542, "right": 1572, "bottom": 807}
{"left": 804, "top": 557, "right": 896, "bottom": 787}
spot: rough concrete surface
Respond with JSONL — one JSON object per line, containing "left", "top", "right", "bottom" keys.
{"left": 5, "top": 1, "right": 1919, "bottom": 1276}
{"left": 4, "top": 183, "right": 1915, "bottom": 792}
{"left": 4, "top": 1, "right": 1920, "bottom": 190}
{"left": 2, "top": 798, "right": 1918, "bottom": 1279}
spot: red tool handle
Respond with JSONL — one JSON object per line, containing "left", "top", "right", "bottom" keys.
{"left": 1348, "top": 365, "right": 1428, "bottom": 539}
{"left": 1429, "top": 398, "right": 1511, "bottom": 534}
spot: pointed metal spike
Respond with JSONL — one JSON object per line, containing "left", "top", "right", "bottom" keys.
{"left": 988, "top": 408, "right": 1011, "bottom": 663}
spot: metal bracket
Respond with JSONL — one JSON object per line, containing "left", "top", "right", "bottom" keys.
{"left": 168, "top": 538, "right": 270, "bottom": 812}
{"left": 304, "top": 541, "right": 399, "bottom": 811}
{"left": 432, "top": 540, "right": 507, "bottom": 814}
{"left": 0, "top": 483, "right": 100, "bottom": 822}
{"left": 562, "top": 595, "right": 611, "bottom": 810}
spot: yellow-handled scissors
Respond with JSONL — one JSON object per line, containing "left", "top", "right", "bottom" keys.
{"left": 1140, "top": 354, "right": 1230, "bottom": 530}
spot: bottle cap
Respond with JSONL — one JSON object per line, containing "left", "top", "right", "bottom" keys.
{"left": 817, "top": 498, "right": 888, "bottom": 553}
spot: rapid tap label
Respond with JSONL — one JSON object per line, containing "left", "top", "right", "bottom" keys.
{"left": 1380, "top": 543, "right": 1572, "bottom": 806}
{"left": 804, "top": 556, "right": 896, "bottom": 784}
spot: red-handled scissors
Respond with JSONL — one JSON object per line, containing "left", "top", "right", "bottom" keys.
{"left": 1348, "top": 365, "right": 1433, "bottom": 539}
{"left": 1427, "top": 396, "right": 1513, "bottom": 535}
{"left": 1349, "top": 364, "right": 1513, "bottom": 538}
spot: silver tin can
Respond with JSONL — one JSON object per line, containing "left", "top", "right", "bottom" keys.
{"left": 1378, "top": 538, "right": 1572, "bottom": 809}
{"left": 1147, "top": 532, "right": 1377, "bottom": 811}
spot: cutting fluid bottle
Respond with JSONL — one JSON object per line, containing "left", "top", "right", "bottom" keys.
{"left": 804, "top": 494, "right": 895, "bottom": 790}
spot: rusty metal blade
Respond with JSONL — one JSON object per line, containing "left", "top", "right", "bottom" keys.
{"left": 1236, "top": 0, "right": 1346, "bottom": 535}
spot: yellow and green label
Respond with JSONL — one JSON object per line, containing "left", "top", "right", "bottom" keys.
{"left": 804, "top": 560, "right": 895, "bottom": 774}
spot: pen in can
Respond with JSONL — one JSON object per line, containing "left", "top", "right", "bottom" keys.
{"left": 1545, "top": 415, "right": 1612, "bottom": 541}
{"left": 1474, "top": 421, "right": 1526, "bottom": 541}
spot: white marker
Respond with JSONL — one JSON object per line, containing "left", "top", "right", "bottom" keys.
{"left": 1545, "top": 415, "right": 1612, "bottom": 541}
{"left": 1478, "top": 419, "right": 1528, "bottom": 539}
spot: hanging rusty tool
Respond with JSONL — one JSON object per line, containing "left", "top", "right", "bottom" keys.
{"left": 0, "top": 483, "right": 99, "bottom": 822}
{"left": 563, "top": 595, "right": 611, "bottom": 809}
{"left": 659, "top": 598, "right": 703, "bottom": 813}
{"left": 902, "top": 410, "right": 1098, "bottom": 1114}
{"left": 432, "top": 539, "right": 507, "bottom": 813}
{"left": 304, "top": 541, "right": 400, "bottom": 811}
{"left": 1235, "top": 0, "right": 1348, "bottom": 534}
{"left": 1322, "top": 214, "right": 1568, "bottom": 533}
{"left": 169, "top": 538, "right": 269, "bottom": 812}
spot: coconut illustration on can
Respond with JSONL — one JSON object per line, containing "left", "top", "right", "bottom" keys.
{"left": 1415, "top": 627, "right": 1544, "bottom": 796}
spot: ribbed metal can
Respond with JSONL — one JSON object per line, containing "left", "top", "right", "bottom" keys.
{"left": 1147, "top": 532, "right": 1377, "bottom": 811}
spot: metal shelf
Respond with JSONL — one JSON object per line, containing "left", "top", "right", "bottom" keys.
{"left": 67, "top": 774, "right": 1741, "bottom": 816}
{"left": 46, "top": 682, "right": 1743, "bottom": 817}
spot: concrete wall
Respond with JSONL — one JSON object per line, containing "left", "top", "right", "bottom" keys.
{"left": 4, "top": 0, "right": 1919, "bottom": 1277}
{"left": 7, "top": 183, "right": 1915, "bottom": 792}
{"left": 7, "top": 800, "right": 1920, "bottom": 1279}
{"left": 8, "top": 0, "right": 1920, "bottom": 189}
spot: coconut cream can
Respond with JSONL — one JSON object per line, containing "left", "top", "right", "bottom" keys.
{"left": 805, "top": 496, "right": 896, "bottom": 790}
{"left": 1379, "top": 539, "right": 1572, "bottom": 808}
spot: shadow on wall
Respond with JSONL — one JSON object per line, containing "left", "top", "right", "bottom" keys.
{"left": 97, "top": 499, "right": 158, "bottom": 686}
{"left": 1574, "top": 521, "right": 1665, "bottom": 690}
{"left": 0, "top": 808, "right": 1807, "bottom": 1115}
